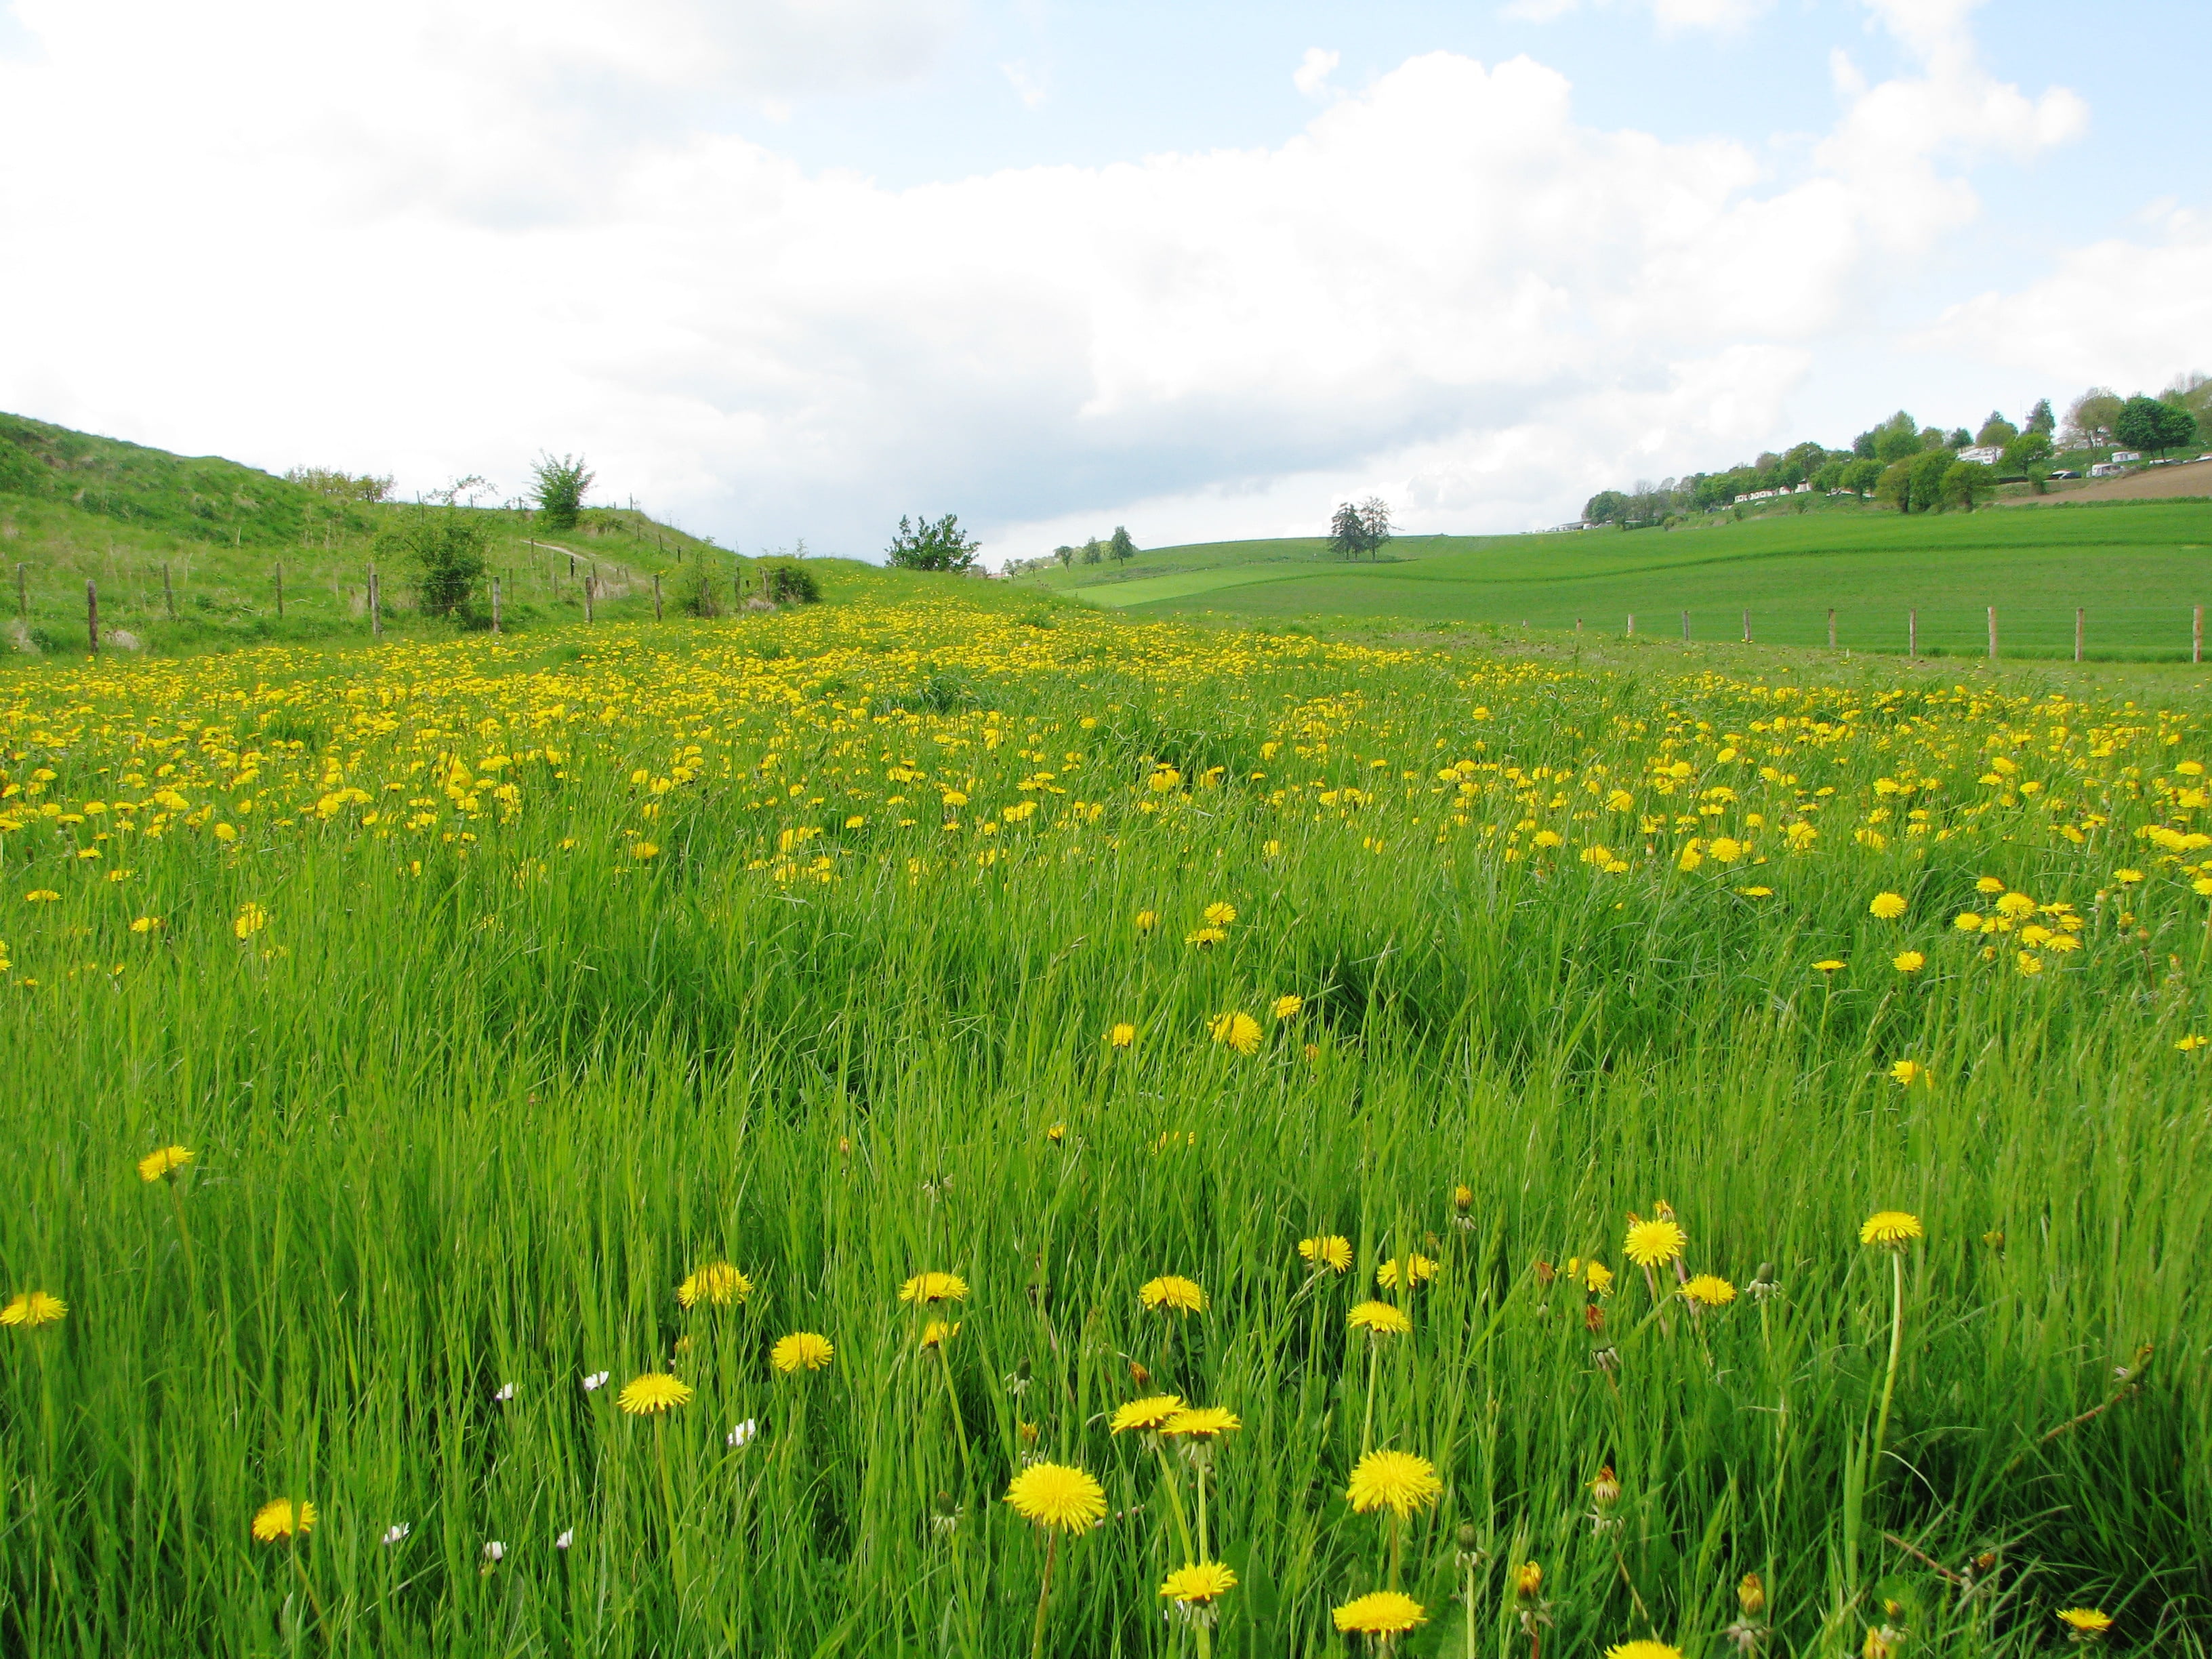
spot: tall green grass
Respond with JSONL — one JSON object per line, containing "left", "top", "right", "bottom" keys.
{"left": 0, "top": 600, "right": 2206, "bottom": 1655}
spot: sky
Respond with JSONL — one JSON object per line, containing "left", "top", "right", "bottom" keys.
{"left": 0, "top": 0, "right": 2206, "bottom": 566}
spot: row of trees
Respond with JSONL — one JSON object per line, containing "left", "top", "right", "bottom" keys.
{"left": 1583, "top": 377, "right": 2210, "bottom": 527}
{"left": 1328, "top": 497, "right": 1393, "bottom": 559}
{"left": 1053, "top": 527, "right": 1137, "bottom": 568}
{"left": 285, "top": 453, "right": 598, "bottom": 530}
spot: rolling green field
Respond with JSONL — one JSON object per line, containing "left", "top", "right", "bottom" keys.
{"left": 1033, "top": 508, "right": 2212, "bottom": 661}
{"left": 3, "top": 583, "right": 2209, "bottom": 1656}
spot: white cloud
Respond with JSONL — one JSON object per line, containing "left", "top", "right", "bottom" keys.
{"left": 1500, "top": 0, "right": 1771, "bottom": 31}
{"left": 1002, "top": 60, "right": 1050, "bottom": 108}
{"left": 1917, "top": 211, "right": 2212, "bottom": 396}
{"left": 1293, "top": 47, "right": 1340, "bottom": 100}
{"left": 0, "top": 0, "right": 2096, "bottom": 560}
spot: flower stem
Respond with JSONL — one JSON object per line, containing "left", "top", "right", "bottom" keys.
{"left": 1361, "top": 1337, "right": 1380, "bottom": 1458}
{"left": 1029, "top": 1530, "right": 1059, "bottom": 1659}
{"left": 1151, "top": 1441, "right": 1195, "bottom": 1563}
{"left": 937, "top": 1343, "right": 975, "bottom": 1490}
{"left": 1389, "top": 1509, "right": 1402, "bottom": 1591}
{"left": 1871, "top": 1250, "right": 1905, "bottom": 1485}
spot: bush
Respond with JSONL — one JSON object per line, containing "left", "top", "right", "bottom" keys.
{"left": 377, "top": 507, "right": 489, "bottom": 619}
{"left": 677, "top": 566, "right": 724, "bottom": 619}
{"left": 531, "top": 453, "right": 594, "bottom": 531}
{"left": 764, "top": 562, "right": 821, "bottom": 605}
{"left": 886, "top": 513, "right": 980, "bottom": 572}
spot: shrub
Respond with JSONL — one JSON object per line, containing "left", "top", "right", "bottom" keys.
{"left": 677, "top": 565, "right": 724, "bottom": 619}
{"left": 764, "top": 562, "right": 821, "bottom": 605}
{"left": 379, "top": 508, "right": 489, "bottom": 619}
{"left": 530, "top": 453, "right": 594, "bottom": 531}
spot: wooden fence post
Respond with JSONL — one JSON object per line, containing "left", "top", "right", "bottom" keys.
{"left": 1987, "top": 605, "right": 1996, "bottom": 661}
{"left": 1681, "top": 610, "right": 1689, "bottom": 642}
{"left": 86, "top": 578, "right": 98, "bottom": 654}
{"left": 1626, "top": 613, "right": 1634, "bottom": 639}
{"left": 1742, "top": 609, "right": 1750, "bottom": 644}
{"left": 163, "top": 562, "right": 175, "bottom": 621}
{"left": 653, "top": 573, "right": 663, "bottom": 621}
{"left": 492, "top": 577, "right": 502, "bottom": 635}
{"left": 1908, "top": 609, "right": 1917, "bottom": 661}
{"left": 369, "top": 564, "right": 382, "bottom": 638}
{"left": 2075, "top": 607, "right": 2083, "bottom": 663}
{"left": 584, "top": 575, "right": 596, "bottom": 623}
{"left": 1827, "top": 608, "right": 1836, "bottom": 649}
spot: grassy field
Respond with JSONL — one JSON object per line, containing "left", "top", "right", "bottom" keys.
{"left": 0, "top": 411, "right": 755, "bottom": 654}
{"left": 2, "top": 582, "right": 2208, "bottom": 1656}
{"left": 1031, "top": 507, "right": 2212, "bottom": 661}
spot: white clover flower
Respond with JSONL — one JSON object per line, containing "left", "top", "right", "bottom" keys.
{"left": 554, "top": 1528, "right": 574, "bottom": 1551}
{"left": 493, "top": 1382, "right": 516, "bottom": 1403}
{"left": 581, "top": 1370, "right": 609, "bottom": 1393}
{"left": 379, "top": 1522, "right": 410, "bottom": 1547}
{"left": 727, "top": 1418, "right": 758, "bottom": 1449}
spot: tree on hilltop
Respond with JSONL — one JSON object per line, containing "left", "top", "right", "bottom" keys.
{"left": 2024, "top": 398, "right": 2056, "bottom": 436}
{"left": 1109, "top": 525, "right": 1137, "bottom": 563}
{"left": 1975, "top": 411, "right": 2018, "bottom": 447}
{"left": 887, "top": 512, "right": 981, "bottom": 572}
{"left": 2064, "top": 390, "right": 2123, "bottom": 447}
{"left": 2114, "top": 394, "right": 2197, "bottom": 456}
{"left": 531, "top": 453, "right": 594, "bottom": 530}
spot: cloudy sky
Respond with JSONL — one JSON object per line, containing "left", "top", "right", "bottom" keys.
{"left": 0, "top": 0, "right": 2205, "bottom": 564}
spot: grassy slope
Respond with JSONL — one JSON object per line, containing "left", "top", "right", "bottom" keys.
{"left": 0, "top": 412, "right": 777, "bottom": 652}
{"left": 1033, "top": 504, "right": 2212, "bottom": 658}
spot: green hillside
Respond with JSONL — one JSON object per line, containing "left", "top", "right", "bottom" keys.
{"left": 1034, "top": 506, "right": 2212, "bottom": 659}
{"left": 0, "top": 413, "right": 791, "bottom": 653}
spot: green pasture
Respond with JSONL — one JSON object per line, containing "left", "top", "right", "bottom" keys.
{"left": 1047, "top": 508, "right": 2212, "bottom": 660}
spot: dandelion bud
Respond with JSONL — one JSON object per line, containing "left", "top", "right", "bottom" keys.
{"left": 1592, "top": 1345, "right": 1620, "bottom": 1373}
{"left": 1512, "top": 1561, "right": 1542, "bottom": 1601}
{"left": 1982, "top": 1230, "right": 2004, "bottom": 1250}
{"left": 1738, "top": 1572, "right": 1765, "bottom": 1617}
{"left": 1863, "top": 1624, "right": 1903, "bottom": 1659}
{"left": 1534, "top": 1260, "right": 1557, "bottom": 1287}
{"left": 1452, "top": 1184, "right": 1473, "bottom": 1213}
{"left": 1584, "top": 1303, "right": 1605, "bottom": 1334}
{"left": 1590, "top": 1467, "right": 1620, "bottom": 1508}
{"left": 1129, "top": 1359, "right": 1151, "bottom": 1389}
{"left": 1456, "top": 1523, "right": 1479, "bottom": 1552}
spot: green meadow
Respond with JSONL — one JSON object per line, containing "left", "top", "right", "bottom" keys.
{"left": 1, "top": 576, "right": 2208, "bottom": 1656}
{"left": 1032, "top": 507, "right": 2212, "bottom": 661}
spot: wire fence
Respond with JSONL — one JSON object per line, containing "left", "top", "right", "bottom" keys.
{"left": 1533, "top": 605, "right": 2211, "bottom": 663}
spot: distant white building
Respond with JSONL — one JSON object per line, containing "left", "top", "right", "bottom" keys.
{"left": 1958, "top": 445, "right": 2003, "bottom": 466}
{"left": 2089, "top": 462, "right": 2128, "bottom": 478}
{"left": 2112, "top": 451, "right": 2143, "bottom": 464}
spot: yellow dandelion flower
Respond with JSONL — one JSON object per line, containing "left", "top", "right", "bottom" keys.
{"left": 1208, "top": 1011, "right": 1263, "bottom": 1054}
{"left": 1707, "top": 836, "right": 1743, "bottom": 863}
{"left": 1161, "top": 1561, "right": 1238, "bottom": 1605}
{"left": 1202, "top": 901, "right": 1237, "bottom": 927}
{"left": 1345, "top": 1448, "right": 1443, "bottom": 1517}
{"left": 1994, "top": 892, "right": 2036, "bottom": 918}
{"left": 1814, "top": 958, "right": 1845, "bottom": 972}
{"left": 1347, "top": 1300, "right": 1411, "bottom": 1337}
{"left": 771, "top": 1332, "right": 835, "bottom": 1374}
{"left": 2056, "top": 1609, "right": 2112, "bottom": 1639}
{"left": 677, "top": 1261, "right": 752, "bottom": 1309}
{"left": 251, "top": 1498, "right": 316, "bottom": 1542}
{"left": 1374, "top": 1253, "right": 1439, "bottom": 1290}
{"left": 1681, "top": 1274, "right": 1736, "bottom": 1307}
{"left": 2016, "top": 950, "right": 2043, "bottom": 977}
{"left": 1140, "top": 1275, "right": 1206, "bottom": 1314}
{"left": 1298, "top": 1234, "right": 1353, "bottom": 1273}
{"left": 1605, "top": 1644, "right": 1686, "bottom": 1659}
{"left": 2179, "top": 1035, "right": 2208, "bottom": 1052}
{"left": 1893, "top": 950, "right": 1925, "bottom": 973}
{"left": 617, "top": 1372, "right": 693, "bottom": 1414}
{"left": 1889, "top": 1059, "right": 1928, "bottom": 1087}
{"left": 1975, "top": 876, "right": 2006, "bottom": 894}
{"left": 1161, "top": 1406, "right": 1241, "bottom": 1438}
{"left": 1185, "top": 925, "right": 1227, "bottom": 947}
{"left": 630, "top": 841, "right": 659, "bottom": 860}
{"left": 1623, "top": 1218, "right": 1687, "bottom": 1268}
{"left": 1332, "top": 1590, "right": 1426, "bottom": 1637}
{"left": 138, "top": 1145, "right": 194, "bottom": 1183}
{"left": 1271, "top": 993, "right": 1303, "bottom": 1019}
{"left": 1109, "top": 1021, "right": 1136, "bottom": 1048}
{"left": 1860, "top": 1210, "right": 1923, "bottom": 1249}
{"left": 1512, "top": 1561, "right": 1543, "bottom": 1599}
{"left": 232, "top": 902, "right": 269, "bottom": 939}
{"left": 1, "top": 1290, "right": 67, "bottom": 1329}
{"left": 899, "top": 1271, "right": 969, "bottom": 1305}
{"left": 2112, "top": 868, "right": 2144, "bottom": 885}
{"left": 1004, "top": 1460, "right": 1107, "bottom": 1533}
{"left": 1111, "top": 1394, "right": 1186, "bottom": 1435}
{"left": 1583, "top": 1260, "right": 1615, "bottom": 1295}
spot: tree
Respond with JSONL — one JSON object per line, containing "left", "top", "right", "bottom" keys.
{"left": 1109, "top": 525, "right": 1137, "bottom": 564}
{"left": 285, "top": 466, "right": 393, "bottom": 502}
{"left": 1941, "top": 461, "right": 1995, "bottom": 512}
{"left": 1947, "top": 428, "right": 1972, "bottom": 450}
{"left": 886, "top": 512, "right": 981, "bottom": 572}
{"left": 1054, "top": 545, "right": 1075, "bottom": 567}
{"left": 1328, "top": 502, "right": 1367, "bottom": 558}
{"left": 2002, "top": 430, "right": 2053, "bottom": 474}
{"left": 1869, "top": 413, "right": 1922, "bottom": 464}
{"left": 380, "top": 506, "right": 488, "bottom": 619}
{"left": 1875, "top": 461, "right": 1914, "bottom": 512}
{"left": 530, "top": 453, "right": 594, "bottom": 530}
{"left": 2114, "top": 394, "right": 2196, "bottom": 456}
{"left": 2064, "top": 389, "right": 2123, "bottom": 447}
{"left": 1584, "top": 490, "right": 1629, "bottom": 525}
{"left": 1842, "top": 457, "right": 1884, "bottom": 495}
{"left": 2024, "top": 398, "right": 2055, "bottom": 436}
{"left": 1357, "top": 497, "right": 1393, "bottom": 558}
{"left": 1080, "top": 535, "right": 1103, "bottom": 565}
{"left": 1975, "top": 412, "right": 2018, "bottom": 448}
{"left": 1909, "top": 449, "right": 1954, "bottom": 510}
